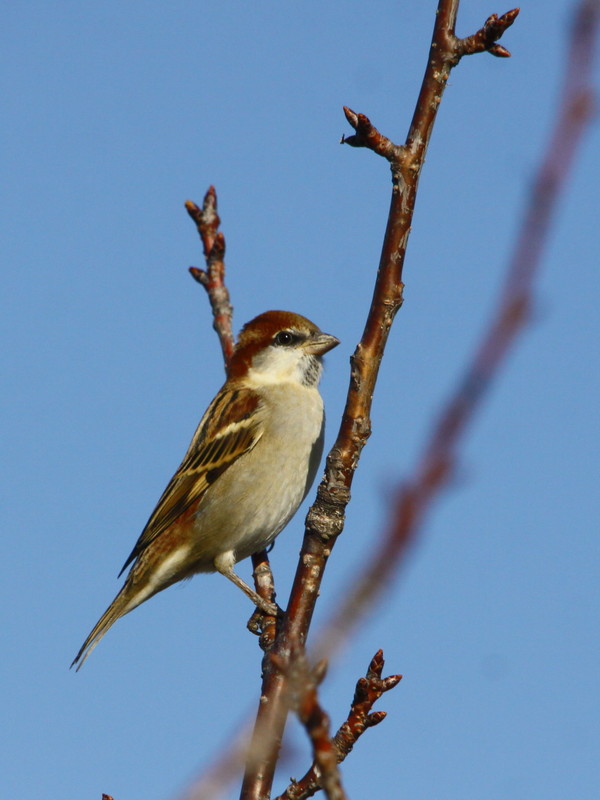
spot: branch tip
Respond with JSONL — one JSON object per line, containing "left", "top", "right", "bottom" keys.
{"left": 342, "top": 105, "right": 359, "bottom": 127}
{"left": 366, "top": 649, "right": 385, "bottom": 677}
{"left": 184, "top": 199, "right": 200, "bottom": 219}
{"left": 185, "top": 189, "right": 234, "bottom": 365}
{"left": 483, "top": 8, "right": 520, "bottom": 36}
{"left": 383, "top": 674, "right": 403, "bottom": 691}
{"left": 455, "top": 7, "right": 520, "bottom": 58}
{"left": 488, "top": 43, "right": 512, "bottom": 57}
{"left": 202, "top": 185, "right": 220, "bottom": 225}
{"left": 341, "top": 107, "right": 399, "bottom": 159}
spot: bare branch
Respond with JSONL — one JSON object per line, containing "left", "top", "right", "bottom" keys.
{"left": 275, "top": 651, "right": 401, "bottom": 800}
{"left": 334, "top": 651, "right": 401, "bottom": 760}
{"left": 186, "top": 186, "right": 235, "bottom": 365}
{"left": 340, "top": 108, "right": 399, "bottom": 158}
{"left": 454, "top": 9, "right": 520, "bottom": 59}
{"left": 186, "top": 187, "right": 278, "bottom": 656}
{"left": 239, "top": 4, "right": 518, "bottom": 797}
{"left": 186, "top": 185, "right": 220, "bottom": 257}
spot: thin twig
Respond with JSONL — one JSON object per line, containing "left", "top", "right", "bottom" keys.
{"left": 186, "top": 186, "right": 235, "bottom": 365}
{"left": 239, "top": 5, "right": 518, "bottom": 798}
{"left": 333, "top": 650, "right": 401, "bottom": 762}
{"left": 186, "top": 187, "right": 278, "bottom": 652}
{"left": 275, "top": 651, "right": 401, "bottom": 800}
{"left": 454, "top": 9, "right": 520, "bottom": 59}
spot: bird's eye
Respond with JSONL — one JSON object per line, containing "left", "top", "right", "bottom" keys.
{"left": 274, "top": 330, "right": 296, "bottom": 346}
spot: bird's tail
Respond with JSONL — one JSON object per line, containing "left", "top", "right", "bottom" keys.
{"left": 70, "top": 583, "right": 140, "bottom": 671}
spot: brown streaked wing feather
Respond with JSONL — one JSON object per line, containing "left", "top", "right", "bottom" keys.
{"left": 118, "top": 387, "right": 262, "bottom": 576}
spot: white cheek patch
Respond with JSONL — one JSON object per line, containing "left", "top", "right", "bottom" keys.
{"left": 247, "top": 347, "right": 298, "bottom": 384}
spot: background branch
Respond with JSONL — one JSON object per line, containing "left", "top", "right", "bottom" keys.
{"left": 275, "top": 651, "right": 401, "bottom": 800}
{"left": 271, "top": 647, "right": 348, "bottom": 800}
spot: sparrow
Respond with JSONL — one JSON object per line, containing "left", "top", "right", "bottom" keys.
{"left": 71, "top": 310, "right": 339, "bottom": 669}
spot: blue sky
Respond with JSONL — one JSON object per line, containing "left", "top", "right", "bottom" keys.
{"left": 2, "top": 2, "right": 599, "bottom": 799}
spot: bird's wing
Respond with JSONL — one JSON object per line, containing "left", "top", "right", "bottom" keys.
{"left": 118, "top": 387, "right": 263, "bottom": 576}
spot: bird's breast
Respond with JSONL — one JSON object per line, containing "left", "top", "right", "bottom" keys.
{"left": 189, "top": 382, "right": 325, "bottom": 565}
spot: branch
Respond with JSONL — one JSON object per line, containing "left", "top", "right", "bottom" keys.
{"left": 239, "top": 4, "right": 518, "bottom": 798}
{"left": 275, "top": 651, "right": 401, "bottom": 800}
{"left": 340, "top": 108, "right": 399, "bottom": 156}
{"left": 314, "top": 0, "right": 599, "bottom": 661}
{"left": 186, "top": 187, "right": 278, "bottom": 650}
{"left": 333, "top": 651, "right": 401, "bottom": 762}
{"left": 186, "top": 186, "right": 235, "bottom": 365}
{"left": 454, "top": 9, "right": 520, "bottom": 59}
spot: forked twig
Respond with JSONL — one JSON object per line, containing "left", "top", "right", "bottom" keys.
{"left": 275, "top": 651, "right": 401, "bottom": 800}
{"left": 186, "top": 187, "right": 235, "bottom": 365}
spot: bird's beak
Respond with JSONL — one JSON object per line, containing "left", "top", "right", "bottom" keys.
{"left": 303, "top": 332, "right": 340, "bottom": 356}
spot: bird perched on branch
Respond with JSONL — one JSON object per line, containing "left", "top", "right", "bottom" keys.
{"left": 72, "top": 310, "right": 339, "bottom": 669}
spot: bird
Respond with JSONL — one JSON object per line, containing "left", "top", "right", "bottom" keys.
{"left": 71, "top": 310, "right": 339, "bottom": 669}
